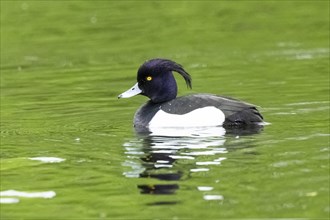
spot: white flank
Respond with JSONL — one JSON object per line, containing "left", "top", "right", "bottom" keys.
{"left": 149, "top": 106, "right": 225, "bottom": 128}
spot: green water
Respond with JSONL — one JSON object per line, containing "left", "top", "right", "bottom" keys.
{"left": 1, "top": 1, "right": 329, "bottom": 219}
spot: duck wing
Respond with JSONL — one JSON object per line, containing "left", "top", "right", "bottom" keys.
{"left": 161, "top": 94, "right": 264, "bottom": 126}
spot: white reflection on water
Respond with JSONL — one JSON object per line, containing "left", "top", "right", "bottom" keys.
{"left": 123, "top": 126, "right": 228, "bottom": 179}
{"left": 0, "top": 198, "right": 20, "bottom": 204}
{"left": 196, "top": 161, "right": 221, "bottom": 165}
{"left": 190, "top": 168, "right": 210, "bottom": 172}
{"left": 197, "top": 186, "right": 214, "bottom": 191}
{"left": 0, "top": 190, "right": 56, "bottom": 204}
{"left": 29, "top": 157, "right": 65, "bottom": 163}
{"left": 203, "top": 195, "right": 224, "bottom": 201}
{"left": 122, "top": 126, "right": 229, "bottom": 203}
{"left": 0, "top": 190, "right": 56, "bottom": 198}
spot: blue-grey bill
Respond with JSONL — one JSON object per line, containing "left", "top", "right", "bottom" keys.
{"left": 118, "top": 83, "right": 142, "bottom": 99}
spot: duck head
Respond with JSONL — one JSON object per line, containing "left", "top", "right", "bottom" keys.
{"left": 118, "top": 59, "right": 192, "bottom": 103}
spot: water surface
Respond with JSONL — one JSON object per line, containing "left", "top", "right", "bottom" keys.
{"left": 1, "top": 1, "right": 329, "bottom": 219}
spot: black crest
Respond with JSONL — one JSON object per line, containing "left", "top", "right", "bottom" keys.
{"left": 139, "top": 58, "right": 192, "bottom": 89}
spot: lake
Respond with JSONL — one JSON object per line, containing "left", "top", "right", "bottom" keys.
{"left": 1, "top": 1, "right": 329, "bottom": 219}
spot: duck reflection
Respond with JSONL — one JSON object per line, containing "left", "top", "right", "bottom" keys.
{"left": 122, "top": 126, "right": 262, "bottom": 203}
{"left": 138, "top": 184, "right": 179, "bottom": 195}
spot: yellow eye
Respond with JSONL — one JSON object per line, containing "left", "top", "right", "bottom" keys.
{"left": 146, "top": 76, "right": 152, "bottom": 81}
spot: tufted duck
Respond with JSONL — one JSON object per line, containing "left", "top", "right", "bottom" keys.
{"left": 118, "top": 59, "right": 264, "bottom": 130}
